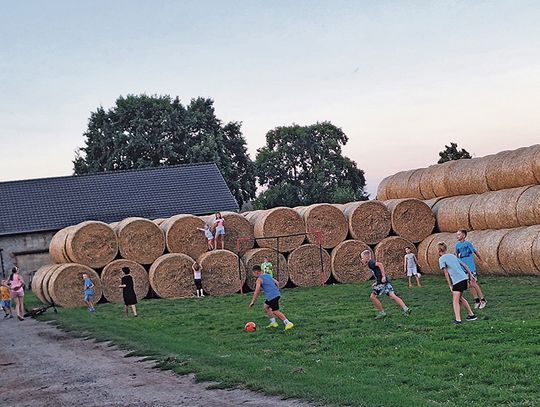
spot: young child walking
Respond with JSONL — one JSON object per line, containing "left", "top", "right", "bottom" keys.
{"left": 361, "top": 250, "right": 411, "bottom": 319}
{"left": 119, "top": 267, "right": 138, "bottom": 317}
{"left": 249, "top": 265, "right": 294, "bottom": 330}
{"left": 197, "top": 225, "right": 214, "bottom": 251}
{"left": 213, "top": 212, "right": 225, "bottom": 250}
{"left": 1, "top": 280, "right": 12, "bottom": 319}
{"left": 456, "top": 230, "right": 487, "bottom": 309}
{"left": 438, "top": 242, "right": 478, "bottom": 324}
{"left": 404, "top": 247, "right": 421, "bottom": 287}
{"left": 261, "top": 257, "right": 273, "bottom": 277}
{"left": 82, "top": 273, "right": 96, "bottom": 312}
{"left": 192, "top": 262, "right": 204, "bottom": 297}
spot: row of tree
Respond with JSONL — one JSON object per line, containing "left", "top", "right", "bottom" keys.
{"left": 74, "top": 94, "right": 470, "bottom": 209}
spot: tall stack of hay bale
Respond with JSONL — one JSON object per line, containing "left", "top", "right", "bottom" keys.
{"left": 378, "top": 144, "right": 540, "bottom": 276}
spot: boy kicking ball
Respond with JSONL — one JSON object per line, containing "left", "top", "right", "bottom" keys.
{"left": 249, "top": 265, "right": 294, "bottom": 331}
{"left": 361, "top": 250, "right": 411, "bottom": 319}
{"left": 437, "top": 242, "right": 478, "bottom": 324}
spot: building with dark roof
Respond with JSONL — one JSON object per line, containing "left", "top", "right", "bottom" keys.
{"left": 0, "top": 163, "right": 238, "bottom": 281}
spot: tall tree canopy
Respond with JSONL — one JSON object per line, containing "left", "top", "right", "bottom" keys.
{"left": 255, "top": 122, "right": 367, "bottom": 209}
{"left": 438, "top": 142, "right": 472, "bottom": 164}
{"left": 74, "top": 95, "right": 256, "bottom": 206}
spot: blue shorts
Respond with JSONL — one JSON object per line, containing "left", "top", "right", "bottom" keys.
{"left": 84, "top": 293, "right": 94, "bottom": 302}
{"left": 215, "top": 227, "right": 225, "bottom": 236}
{"left": 372, "top": 283, "right": 395, "bottom": 297}
{"left": 1, "top": 300, "right": 11, "bottom": 308}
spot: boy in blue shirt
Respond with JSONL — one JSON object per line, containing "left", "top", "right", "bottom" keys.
{"left": 249, "top": 265, "right": 294, "bottom": 330}
{"left": 82, "top": 273, "right": 96, "bottom": 312}
{"left": 438, "top": 242, "right": 477, "bottom": 324}
{"left": 456, "top": 230, "right": 487, "bottom": 309}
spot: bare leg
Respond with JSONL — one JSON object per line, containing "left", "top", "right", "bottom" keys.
{"left": 370, "top": 293, "right": 384, "bottom": 312}
{"left": 416, "top": 275, "right": 422, "bottom": 287}
{"left": 263, "top": 303, "right": 275, "bottom": 319}
{"left": 408, "top": 276, "right": 412, "bottom": 287}
{"left": 125, "top": 305, "right": 129, "bottom": 317}
{"left": 388, "top": 293, "right": 407, "bottom": 309}
{"left": 220, "top": 235, "right": 225, "bottom": 250}
{"left": 19, "top": 296, "right": 25, "bottom": 318}
{"left": 460, "top": 297, "right": 474, "bottom": 316}
{"left": 273, "top": 310, "right": 288, "bottom": 322}
{"left": 131, "top": 305, "right": 138, "bottom": 316}
{"left": 470, "top": 279, "right": 484, "bottom": 299}
{"left": 452, "top": 291, "right": 462, "bottom": 321}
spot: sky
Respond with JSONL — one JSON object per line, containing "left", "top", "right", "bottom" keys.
{"left": 1, "top": 1, "right": 540, "bottom": 197}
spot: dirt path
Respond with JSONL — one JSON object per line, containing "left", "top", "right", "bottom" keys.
{"left": 0, "top": 318, "right": 314, "bottom": 407}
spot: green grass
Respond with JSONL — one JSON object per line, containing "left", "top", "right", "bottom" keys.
{"left": 32, "top": 276, "right": 540, "bottom": 407}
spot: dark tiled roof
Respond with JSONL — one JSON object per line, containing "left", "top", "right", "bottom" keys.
{"left": 0, "top": 163, "right": 238, "bottom": 236}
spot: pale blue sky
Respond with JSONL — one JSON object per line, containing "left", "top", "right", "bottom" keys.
{"left": 1, "top": 1, "right": 539, "bottom": 196}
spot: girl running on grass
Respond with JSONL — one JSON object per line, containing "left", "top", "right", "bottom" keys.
{"left": 213, "top": 212, "right": 225, "bottom": 250}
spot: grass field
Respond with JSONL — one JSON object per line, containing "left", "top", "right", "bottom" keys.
{"left": 33, "top": 276, "right": 540, "bottom": 407}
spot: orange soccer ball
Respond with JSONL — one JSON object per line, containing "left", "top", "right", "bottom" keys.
{"left": 244, "top": 322, "right": 257, "bottom": 332}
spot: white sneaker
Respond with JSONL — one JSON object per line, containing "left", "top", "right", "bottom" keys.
{"left": 479, "top": 300, "right": 486, "bottom": 309}
{"left": 474, "top": 302, "right": 480, "bottom": 309}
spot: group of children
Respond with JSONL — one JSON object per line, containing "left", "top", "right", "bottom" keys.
{"left": 1, "top": 266, "right": 26, "bottom": 321}
{"left": 197, "top": 212, "right": 226, "bottom": 251}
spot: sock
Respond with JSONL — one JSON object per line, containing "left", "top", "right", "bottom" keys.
{"left": 475, "top": 298, "right": 480, "bottom": 303}
{"left": 283, "top": 319, "right": 290, "bottom": 325}
{"left": 269, "top": 318, "right": 276, "bottom": 324}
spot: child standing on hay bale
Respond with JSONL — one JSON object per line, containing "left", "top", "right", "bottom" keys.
{"left": 119, "top": 267, "right": 138, "bottom": 317}
{"left": 404, "top": 247, "right": 421, "bottom": 288}
{"left": 1, "top": 280, "right": 13, "bottom": 319}
{"left": 438, "top": 242, "right": 477, "bottom": 324}
{"left": 361, "top": 251, "right": 411, "bottom": 320}
{"left": 249, "top": 265, "right": 294, "bottom": 331}
{"left": 197, "top": 224, "right": 214, "bottom": 251}
{"left": 261, "top": 257, "right": 273, "bottom": 277}
{"left": 82, "top": 273, "right": 96, "bottom": 312}
{"left": 213, "top": 212, "right": 225, "bottom": 250}
{"left": 192, "top": 262, "right": 204, "bottom": 298}
{"left": 456, "top": 230, "right": 487, "bottom": 309}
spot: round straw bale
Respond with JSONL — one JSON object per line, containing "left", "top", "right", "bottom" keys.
{"left": 433, "top": 195, "right": 477, "bottom": 232}
{"left": 376, "top": 176, "right": 392, "bottom": 201}
{"left": 532, "top": 144, "right": 540, "bottom": 183}
{"left": 485, "top": 150, "right": 513, "bottom": 191}
{"left": 47, "top": 264, "right": 102, "bottom": 308}
{"left": 516, "top": 185, "right": 540, "bottom": 226}
{"left": 295, "top": 204, "right": 348, "bottom": 249}
{"left": 497, "top": 147, "right": 538, "bottom": 189}
{"left": 469, "top": 194, "right": 489, "bottom": 230}
{"left": 31, "top": 265, "right": 61, "bottom": 304}
{"left": 416, "top": 234, "right": 439, "bottom": 273}
{"left": 242, "top": 210, "right": 264, "bottom": 223}
{"left": 160, "top": 215, "right": 207, "bottom": 259}
{"left": 148, "top": 253, "right": 196, "bottom": 299}
{"left": 374, "top": 236, "right": 416, "bottom": 279}
{"left": 242, "top": 248, "right": 288, "bottom": 290}
{"left": 109, "top": 222, "right": 119, "bottom": 229}
{"left": 198, "top": 250, "right": 245, "bottom": 296}
{"left": 201, "top": 212, "right": 254, "bottom": 255}
{"left": 426, "top": 233, "right": 456, "bottom": 272}
{"left": 42, "top": 267, "right": 57, "bottom": 303}
{"left": 113, "top": 217, "right": 165, "bottom": 264}
{"left": 466, "top": 229, "right": 510, "bottom": 275}
{"left": 424, "top": 197, "right": 443, "bottom": 209}
{"left": 64, "top": 221, "right": 118, "bottom": 268}
{"left": 342, "top": 201, "right": 391, "bottom": 245}
{"left": 153, "top": 218, "right": 166, "bottom": 226}
{"left": 331, "top": 203, "right": 346, "bottom": 211}
{"left": 101, "top": 260, "right": 149, "bottom": 303}
{"left": 448, "top": 157, "right": 490, "bottom": 196}
{"left": 498, "top": 226, "right": 540, "bottom": 276}
{"left": 251, "top": 208, "right": 305, "bottom": 253}
{"left": 431, "top": 161, "right": 458, "bottom": 197}
{"left": 49, "top": 227, "right": 73, "bottom": 264}
{"left": 483, "top": 187, "right": 531, "bottom": 230}
{"left": 385, "top": 199, "right": 435, "bottom": 243}
{"left": 288, "top": 244, "right": 331, "bottom": 287}
{"left": 419, "top": 165, "right": 439, "bottom": 199}
{"left": 392, "top": 170, "right": 416, "bottom": 198}
{"left": 533, "top": 231, "right": 540, "bottom": 272}
{"left": 330, "top": 240, "right": 372, "bottom": 283}
{"left": 405, "top": 168, "right": 425, "bottom": 199}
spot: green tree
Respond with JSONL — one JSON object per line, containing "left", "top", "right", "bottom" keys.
{"left": 254, "top": 122, "right": 367, "bottom": 209}
{"left": 74, "top": 95, "right": 256, "bottom": 206}
{"left": 438, "top": 142, "right": 472, "bottom": 164}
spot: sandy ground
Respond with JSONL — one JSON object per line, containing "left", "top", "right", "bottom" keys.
{"left": 0, "top": 317, "right": 315, "bottom": 407}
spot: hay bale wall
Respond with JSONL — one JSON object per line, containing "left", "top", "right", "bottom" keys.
{"left": 469, "top": 194, "right": 490, "bottom": 231}
{"left": 416, "top": 234, "right": 439, "bottom": 272}
{"left": 47, "top": 264, "right": 102, "bottom": 308}
{"left": 374, "top": 236, "right": 416, "bottom": 279}
{"left": 425, "top": 233, "right": 456, "bottom": 273}
{"left": 516, "top": 185, "right": 540, "bottom": 226}
{"left": 342, "top": 201, "right": 391, "bottom": 245}
{"left": 498, "top": 226, "right": 540, "bottom": 276}
{"left": 250, "top": 208, "right": 305, "bottom": 253}
{"left": 242, "top": 248, "right": 288, "bottom": 290}
{"left": 32, "top": 264, "right": 61, "bottom": 304}
{"left": 384, "top": 199, "right": 435, "bottom": 243}
{"left": 149, "top": 253, "right": 196, "bottom": 299}
{"left": 63, "top": 221, "right": 118, "bottom": 268}
{"left": 483, "top": 187, "right": 531, "bottom": 230}
{"left": 330, "top": 240, "right": 372, "bottom": 283}
{"left": 160, "top": 215, "right": 208, "bottom": 259}
{"left": 448, "top": 157, "right": 491, "bottom": 196}
{"left": 201, "top": 212, "right": 254, "bottom": 255}
{"left": 49, "top": 227, "right": 73, "bottom": 264}
{"left": 295, "top": 204, "right": 348, "bottom": 249}
{"left": 432, "top": 195, "right": 477, "bottom": 232}
{"left": 288, "top": 244, "right": 331, "bottom": 287}
{"left": 466, "top": 229, "right": 510, "bottom": 275}
{"left": 101, "top": 259, "right": 150, "bottom": 303}
{"left": 114, "top": 217, "right": 165, "bottom": 264}
{"left": 198, "top": 250, "right": 245, "bottom": 296}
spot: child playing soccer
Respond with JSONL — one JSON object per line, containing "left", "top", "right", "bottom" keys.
{"left": 82, "top": 273, "right": 96, "bottom": 312}
{"left": 197, "top": 225, "right": 214, "bottom": 251}
{"left": 261, "top": 257, "right": 273, "bottom": 277}
{"left": 438, "top": 242, "right": 478, "bottom": 324}
{"left": 1, "top": 280, "right": 12, "bottom": 319}
{"left": 192, "top": 262, "right": 204, "bottom": 297}
{"left": 404, "top": 247, "right": 421, "bottom": 287}
{"left": 456, "top": 230, "right": 487, "bottom": 309}
{"left": 361, "top": 250, "right": 411, "bottom": 319}
{"left": 249, "top": 265, "right": 294, "bottom": 330}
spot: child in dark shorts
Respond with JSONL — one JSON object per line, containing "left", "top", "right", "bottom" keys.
{"left": 361, "top": 250, "right": 411, "bottom": 319}
{"left": 192, "top": 262, "right": 204, "bottom": 297}
{"left": 438, "top": 242, "right": 477, "bottom": 324}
